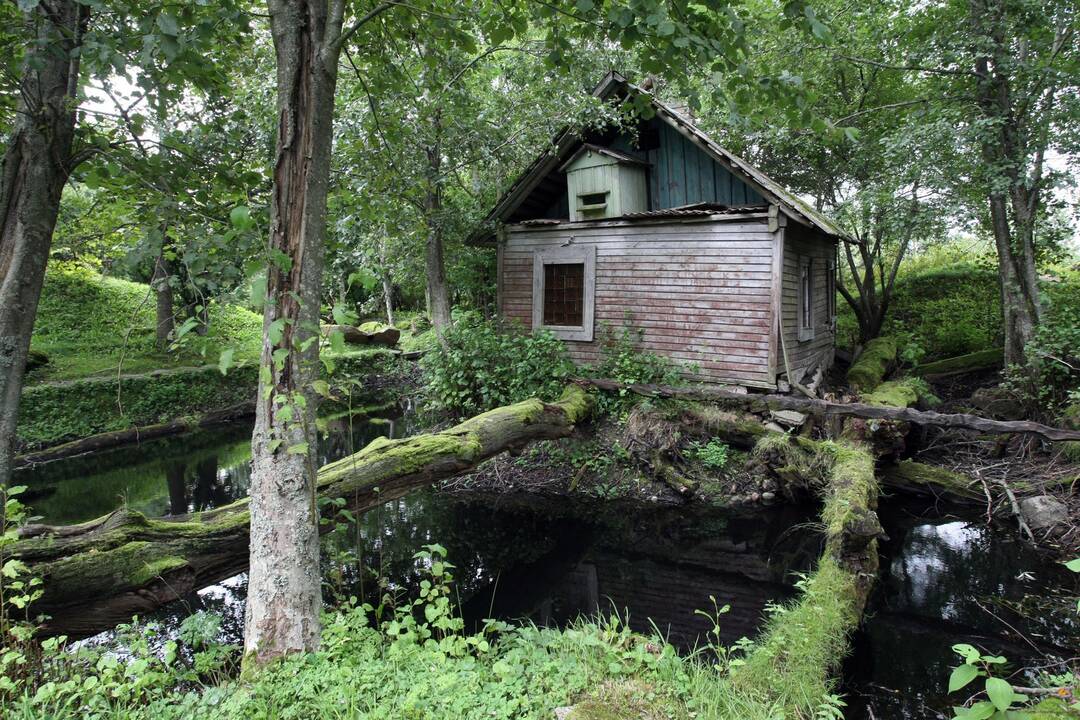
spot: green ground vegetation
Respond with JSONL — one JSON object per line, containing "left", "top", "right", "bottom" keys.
{"left": 28, "top": 262, "right": 263, "bottom": 382}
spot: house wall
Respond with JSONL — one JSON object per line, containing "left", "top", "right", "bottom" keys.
{"left": 779, "top": 222, "right": 837, "bottom": 381}
{"left": 645, "top": 121, "right": 765, "bottom": 209}
{"left": 500, "top": 217, "right": 777, "bottom": 387}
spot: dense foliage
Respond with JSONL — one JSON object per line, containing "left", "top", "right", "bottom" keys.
{"left": 420, "top": 314, "right": 574, "bottom": 417}
{"left": 837, "top": 262, "right": 1003, "bottom": 362}
{"left": 30, "top": 262, "right": 263, "bottom": 380}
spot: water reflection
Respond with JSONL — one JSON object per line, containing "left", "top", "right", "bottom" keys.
{"left": 89, "top": 492, "right": 823, "bottom": 654}
{"left": 846, "top": 501, "right": 1079, "bottom": 719}
{"left": 15, "top": 410, "right": 415, "bottom": 525}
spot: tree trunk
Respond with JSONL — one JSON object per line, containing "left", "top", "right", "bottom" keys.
{"left": 151, "top": 246, "right": 175, "bottom": 350}
{"left": 244, "top": 0, "right": 344, "bottom": 666}
{"left": 970, "top": 0, "right": 1042, "bottom": 367}
{"left": 379, "top": 236, "right": 394, "bottom": 326}
{"left": 0, "top": 2, "right": 88, "bottom": 490}
{"left": 14, "top": 387, "right": 592, "bottom": 638}
{"left": 424, "top": 112, "right": 452, "bottom": 332}
{"left": 382, "top": 272, "right": 395, "bottom": 326}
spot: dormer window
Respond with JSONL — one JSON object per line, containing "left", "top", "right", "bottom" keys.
{"left": 559, "top": 144, "right": 647, "bottom": 221}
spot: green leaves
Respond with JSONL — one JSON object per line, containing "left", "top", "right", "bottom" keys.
{"left": 948, "top": 663, "right": 979, "bottom": 693}
{"left": 1064, "top": 557, "right": 1080, "bottom": 572}
{"left": 217, "top": 348, "right": 235, "bottom": 375}
{"left": 983, "top": 677, "right": 1014, "bottom": 712}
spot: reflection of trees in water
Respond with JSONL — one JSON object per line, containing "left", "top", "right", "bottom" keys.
{"left": 846, "top": 507, "right": 1080, "bottom": 720}
{"left": 883, "top": 516, "right": 1075, "bottom": 644}
{"left": 103, "top": 492, "right": 821, "bottom": 656}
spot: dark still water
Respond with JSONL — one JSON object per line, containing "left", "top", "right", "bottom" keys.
{"left": 88, "top": 491, "right": 825, "bottom": 654}
{"left": 16, "top": 412, "right": 416, "bottom": 525}
{"left": 846, "top": 501, "right": 1079, "bottom": 719}
{"left": 16, "top": 420, "right": 1079, "bottom": 720}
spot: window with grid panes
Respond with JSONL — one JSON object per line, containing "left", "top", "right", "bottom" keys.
{"left": 543, "top": 263, "right": 585, "bottom": 326}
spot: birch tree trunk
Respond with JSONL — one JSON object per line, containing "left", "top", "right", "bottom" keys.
{"left": 0, "top": 1, "right": 88, "bottom": 490}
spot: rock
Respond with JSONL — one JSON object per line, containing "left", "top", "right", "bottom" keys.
{"left": 1019, "top": 495, "right": 1068, "bottom": 533}
{"left": 321, "top": 323, "right": 400, "bottom": 347}
{"left": 749, "top": 491, "right": 761, "bottom": 502}
{"left": 970, "top": 387, "right": 1025, "bottom": 420}
{"left": 763, "top": 421, "right": 787, "bottom": 433}
{"left": 358, "top": 322, "right": 401, "bottom": 346}
{"left": 761, "top": 491, "right": 776, "bottom": 503}
{"left": 770, "top": 410, "right": 808, "bottom": 428}
{"left": 554, "top": 707, "right": 574, "bottom": 720}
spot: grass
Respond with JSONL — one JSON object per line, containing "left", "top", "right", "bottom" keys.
{"left": 28, "top": 262, "right": 263, "bottom": 383}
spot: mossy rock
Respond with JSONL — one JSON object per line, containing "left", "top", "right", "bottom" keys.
{"left": 358, "top": 321, "right": 401, "bottom": 346}
{"left": 847, "top": 336, "right": 897, "bottom": 392}
{"left": 914, "top": 348, "right": 1003, "bottom": 377}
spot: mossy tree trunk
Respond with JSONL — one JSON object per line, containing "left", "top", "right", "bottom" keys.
{"left": 247, "top": 0, "right": 349, "bottom": 665}
{"left": 0, "top": 1, "right": 89, "bottom": 492}
{"left": 13, "top": 388, "right": 592, "bottom": 640}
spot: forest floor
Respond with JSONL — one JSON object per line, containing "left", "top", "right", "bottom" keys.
{"left": 447, "top": 370, "right": 1080, "bottom": 557}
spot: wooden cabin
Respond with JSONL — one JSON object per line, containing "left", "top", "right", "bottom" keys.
{"left": 469, "top": 72, "right": 846, "bottom": 391}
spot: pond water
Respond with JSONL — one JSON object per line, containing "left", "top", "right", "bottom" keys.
{"left": 16, "top": 418, "right": 1079, "bottom": 719}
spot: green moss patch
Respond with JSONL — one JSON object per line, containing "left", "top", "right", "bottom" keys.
{"left": 864, "top": 377, "right": 939, "bottom": 408}
{"left": 847, "top": 336, "right": 897, "bottom": 392}
{"left": 914, "top": 348, "right": 1003, "bottom": 376}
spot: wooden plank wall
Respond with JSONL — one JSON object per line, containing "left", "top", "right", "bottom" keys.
{"left": 646, "top": 121, "right": 765, "bottom": 210}
{"left": 779, "top": 222, "right": 837, "bottom": 380}
{"left": 500, "top": 218, "right": 776, "bottom": 386}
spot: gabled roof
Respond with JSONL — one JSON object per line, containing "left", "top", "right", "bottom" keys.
{"left": 557, "top": 143, "right": 649, "bottom": 172}
{"left": 468, "top": 71, "right": 847, "bottom": 244}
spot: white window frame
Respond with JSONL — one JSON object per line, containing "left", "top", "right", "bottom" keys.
{"left": 798, "top": 255, "right": 815, "bottom": 342}
{"left": 532, "top": 245, "right": 596, "bottom": 342}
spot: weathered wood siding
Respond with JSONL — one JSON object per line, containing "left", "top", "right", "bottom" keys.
{"left": 646, "top": 121, "right": 764, "bottom": 210}
{"left": 500, "top": 218, "right": 777, "bottom": 387}
{"left": 779, "top": 222, "right": 836, "bottom": 380}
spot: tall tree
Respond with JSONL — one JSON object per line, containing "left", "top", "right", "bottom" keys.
{"left": 0, "top": 0, "right": 254, "bottom": 490}
{"left": 0, "top": 1, "right": 89, "bottom": 492}
{"left": 961, "top": 0, "right": 1077, "bottom": 366}
{"left": 244, "top": 0, "right": 395, "bottom": 665}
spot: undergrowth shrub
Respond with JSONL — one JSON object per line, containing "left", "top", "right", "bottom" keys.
{"left": 588, "top": 323, "right": 689, "bottom": 417}
{"left": 837, "top": 263, "right": 1002, "bottom": 360}
{"left": 420, "top": 313, "right": 573, "bottom": 417}
{"left": 1003, "top": 271, "right": 1080, "bottom": 415}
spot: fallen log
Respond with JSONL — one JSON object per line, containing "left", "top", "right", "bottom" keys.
{"left": 14, "top": 402, "right": 256, "bottom": 469}
{"left": 575, "top": 378, "right": 1080, "bottom": 442}
{"left": 12, "top": 386, "right": 593, "bottom": 638}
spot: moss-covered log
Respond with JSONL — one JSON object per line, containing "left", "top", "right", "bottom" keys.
{"left": 11, "top": 386, "right": 593, "bottom": 638}
{"left": 846, "top": 336, "right": 897, "bottom": 392}
{"left": 577, "top": 378, "right": 1080, "bottom": 442}
{"left": 878, "top": 460, "right": 985, "bottom": 503}
{"left": 732, "top": 438, "right": 880, "bottom": 714}
{"left": 914, "top": 348, "right": 1003, "bottom": 378}
{"left": 14, "top": 401, "right": 255, "bottom": 468}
